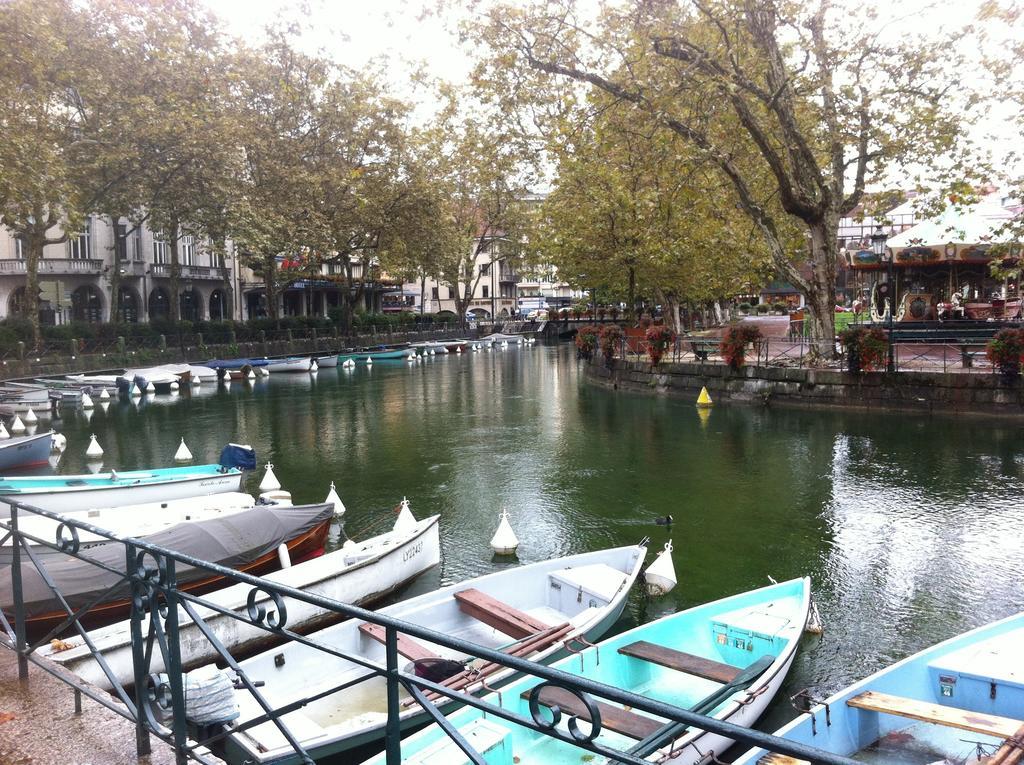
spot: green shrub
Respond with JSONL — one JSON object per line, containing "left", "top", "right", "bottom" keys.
{"left": 737, "top": 302, "right": 752, "bottom": 313}
{"left": 755, "top": 303, "right": 770, "bottom": 314}
{"left": 772, "top": 302, "right": 788, "bottom": 314}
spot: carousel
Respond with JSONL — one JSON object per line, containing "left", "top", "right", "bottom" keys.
{"left": 847, "top": 195, "right": 1021, "bottom": 325}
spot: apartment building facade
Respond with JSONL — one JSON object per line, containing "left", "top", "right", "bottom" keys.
{"left": 0, "top": 216, "right": 240, "bottom": 324}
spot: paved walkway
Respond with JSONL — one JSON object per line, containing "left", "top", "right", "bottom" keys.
{"left": 0, "top": 647, "right": 184, "bottom": 765}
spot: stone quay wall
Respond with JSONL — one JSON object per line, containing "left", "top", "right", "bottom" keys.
{"left": 584, "top": 357, "right": 1024, "bottom": 418}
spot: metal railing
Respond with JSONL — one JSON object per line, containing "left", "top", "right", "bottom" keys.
{"left": 0, "top": 500, "right": 859, "bottom": 765}
{"left": 611, "top": 334, "right": 999, "bottom": 375}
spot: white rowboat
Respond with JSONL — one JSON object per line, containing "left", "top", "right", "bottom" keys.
{"left": 41, "top": 512, "right": 441, "bottom": 691}
{"left": 220, "top": 544, "right": 647, "bottom": 763}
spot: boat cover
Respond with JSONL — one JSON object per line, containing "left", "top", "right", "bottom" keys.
{"left": 0, "top": 502, "right": 333, "bottom": 617}
{"left": 219, "top": 444, "right": 257, "bottom": 471}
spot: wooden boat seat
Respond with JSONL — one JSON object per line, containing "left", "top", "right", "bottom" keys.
{"left": 846, "top": 691, "right": 1024, "bottom": 739}
{"left": 523, "top": 684, "right": 664, "bottom": 740}
{"left": 617, "top": 640, "right": 741, "bottom": 684}
{"left": 358, "top": 623, "right": 439, "bottom": 662}
{"left": 453, "top": 588, "right": 552, "bottom": 640}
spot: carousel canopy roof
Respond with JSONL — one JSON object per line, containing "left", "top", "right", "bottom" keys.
{"left": 886, "top": 194, "right": 1017, "bottom": 249}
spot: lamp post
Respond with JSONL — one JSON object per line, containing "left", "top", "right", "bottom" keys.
{"left": 871, "top": 225, "right": 894, "bottom": 372}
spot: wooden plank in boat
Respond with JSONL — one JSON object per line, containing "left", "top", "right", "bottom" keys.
{"left": 617, "top": 641, "right": 741, "bottom": 684}
{"left": 358, "top": 623, "right": 439, "bottom": 662}
{"left": 453, "top": 588, "right": 551, "bottom": 639}
{"left": 757, "top": 755, "right": 809, "bottom": 765}
{"left": 522, "top": 684, "right": 664, "bottom": 741}
{"left": 847, "top": 691, "right": 1024, "bottom": 739}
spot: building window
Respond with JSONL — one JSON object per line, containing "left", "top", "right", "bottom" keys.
{"left": 153, "top": 237, "right": 168, "bottom": 264}
{"left": 431, "top": 286, "right": 439, "bottom": 300}
{"left": 482, "top": 285, "right": 489, "bottom": 298}
{"left": 480, "top": 263, "right": 491, "bottom": 276}
{"left": 13, "top": 235, "right": 25, "bottom": 260}
{"left": 181, "top": 235, "right": 196, "bottom": 266}
{"left": 115, "top": 223, "right": 128, "bottom": 261}
{"left": 68, "top": 220, "right": 91, "bottom": 259}
{"left": 131, "top": 227, "right": 143, "bottom": 260}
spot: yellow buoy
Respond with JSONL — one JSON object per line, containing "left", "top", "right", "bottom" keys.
{"left": 696, "top": 386, "right": 713, "bottom": 407}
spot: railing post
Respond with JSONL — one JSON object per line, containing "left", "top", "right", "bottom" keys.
{"left": 161, "top": 558, "right": 189, "bottom": 765}
{"left": 9, "top": 503, "right": 28, "bottom": 683}
{"left": 384, "top": 626, "right": 402, "bottom": 765}
{"left": 127, "top": 542, "right": 152, "bottom": 758}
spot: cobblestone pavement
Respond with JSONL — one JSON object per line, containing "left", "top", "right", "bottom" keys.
{"left": 0, "top": 647, "right": 192, "bottom": 765}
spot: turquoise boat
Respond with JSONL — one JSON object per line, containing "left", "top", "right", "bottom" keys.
{"left": 362, "top": 577, "right": 810, "bottom": 765}
{"left": 337, "top": 347, "right": 415, "bottom": 363}
{"left": 0, "top": 463, "right": 245, "bottom": 518}
{"left": 734, "top": 611, "right": 1024, "bottom": 765}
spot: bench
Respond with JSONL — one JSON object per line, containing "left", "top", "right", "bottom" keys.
{"left": 617, "top": 641, "right": 740, "bottom": 684}
{"left": 688, "top": 339, "right": 719, "bottom": 361}
{"left": 523, "top": 684, "right": 664, "bottom": 740}
{"left": 453, "top": 588, "right": 551, "bottom": 640}
{"left": 846, "top": 691, "right": 1024, "bottom": 739}
{"left": 358, "top": 623, "right": 439, "bottom": 662}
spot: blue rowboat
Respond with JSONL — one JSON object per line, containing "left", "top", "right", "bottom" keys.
{"left": 0, "top": 445, "right": 255, "bottom": 517}
{"left": 206, "top": 358, "right": 270, "bottom": 369}
{"left": 0, "top": 431, "right": 54, "bottom": 471}
{"left": 734, "top": 611, "right": 1024, "bottom": 765}
{"left": 360, "top": 578, "right": 810, "bottom": 765}
{"left": 337, "top": 347, "right": 415, "bottom": 363}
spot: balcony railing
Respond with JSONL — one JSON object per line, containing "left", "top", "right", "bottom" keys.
{"left": 149, "top": 263, "right": 227, "bottom": 280}
{"left": 0, "top": 258, "right": 104, "bottom": 275}
{"left": 0, "top": 501, "right": 859, "bottom": 765}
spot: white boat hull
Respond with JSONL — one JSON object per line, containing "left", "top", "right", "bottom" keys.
{"left": 41, "top": 515, "right": 441, "bottom": 691}
{"left": 266, "top": 358, "right": 313, "bottom": 373}
{"left": 0, "top": 471, "right": 245, "bottom": 518}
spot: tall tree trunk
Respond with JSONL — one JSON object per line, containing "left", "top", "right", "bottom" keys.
{"left": 24, "top": 234, "right": 42, "bottom": 349}
{"left": 627, "top": 266, "right": 636, "bottom": 322}
{"left": 263, "top": 253, "right": 279, "bottom": 321}
{"left": 420, "top": 275, "right": 426, "bottom": 315}
{"left": 109, "top": 216, "right": 123, "bottom": 324}
{"left": 168, "top": 219, "right": 181, "bottom": 322}
{"left": 806, "top": 219, "right": 838, "bottom": 359}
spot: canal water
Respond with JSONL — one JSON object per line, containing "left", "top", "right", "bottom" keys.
{"left": 52, "top": 343, "right": 1024, "bottom": 735}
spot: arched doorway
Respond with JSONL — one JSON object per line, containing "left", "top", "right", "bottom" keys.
{"left": 71, "top": 285, "right": 103, "bottom": 323}
{"left": 209, "top": 289, "right": 229, "bottom": 321}
{"left": 149, "top": 288, "right": 170, "bottom": 321}
{"left": 246, "top": 290, "right": 267, "bottom": 319}
{"left": 116, "top": 286, "right": 139, "bottom": 323}
{"left": 179, "top": 289, "right": 201, "bottom": 322}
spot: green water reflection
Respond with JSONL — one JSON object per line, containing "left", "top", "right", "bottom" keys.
{"left": 51, "top": 344, "right": 1024, "bottom": 732}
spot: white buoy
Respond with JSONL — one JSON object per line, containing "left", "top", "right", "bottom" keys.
{"left": 129, "top": 382, "right": 141, "bottom": 398}
{"left": 170, "top": 380, "right": 179, "bottom": 392}
{"left": 311, "top": 359, "right": 319, "bottom": 372}
{"left": 393, "top": 497, "right": 417, "bottom": 533}
{"left": 343, "top": 359, "right": 355, "bottom": 369}
{"left": 191, "top": 376, "right": 201, "bottom": 387}
{"left": 174, "top": 438, "right": 193, "bottom": 462}
{"left": 99, "top": 387, "right": 110, "bottom": 400}
{"left": 10, "top": 415, "right": 25, "bottom": 433}
{"left": 644, "top": 541, "right": 677, "bottom": 596}
{"left": 490, "top": 509, "right": 519, "bottom": 555}
{"left": 223, "top": 378, "right": 232, "bottom": 390}
{"left": 100, "top": 401, "right": 110, "bottom": 413}
{"left": 145, "top": 381, "right": 155, "bottom": 394}
{"left": 51, "top": 432, "right": 67, "bottom": 453}
{"left": 406, "top": 355, "right": 416, "bottom": 363}
{"left": 0, "top": 422, "right": 8, "bottom": 439}
{"left": 23, "top": 408, "right": 37, "bottom": 424}
{"left": 366, "top": 358, "right": 373, "bottom": 366}
{"left": 85, "top": 433, "right": 104, "bottom": 460}
{"left": 259, "top": 463, "right": 281, "bottom": 492}
{"left": 456, "top": 347, "right": 463, "bottom": 354}
{"left": 247, "top": 369, "right": 256, "bottom": 380}
{"left": 325, "top": 481, "right": 345, "bottom": 516}
{"left": 81, "top": 392, "right": 94, "bottom": 409}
